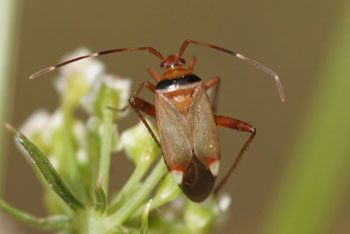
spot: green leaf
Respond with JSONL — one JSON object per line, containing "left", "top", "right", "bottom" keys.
{"left": 140, "top": 199, "right": 152, "bottom": 234}
{"left": 4, "top": 123, "right": 84, "bottom": 211}
{"left": 0, "top": 198, "right": 71, "bottom": 230}
{"left": 95, "top": 174, "right": 107, "bottom": 212}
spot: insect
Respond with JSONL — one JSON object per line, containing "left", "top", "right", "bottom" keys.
{"left": 31, "top": 40, "right": 285, "bottom": 202}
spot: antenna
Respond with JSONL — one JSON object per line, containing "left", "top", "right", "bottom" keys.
{"left": 179, "top": 39, "right": 285, "bottom": 102}
{"left": 30, "top": 47, "right": 164, "bottom": 79}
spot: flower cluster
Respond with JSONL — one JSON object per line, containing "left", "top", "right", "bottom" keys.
{"left": 1, "top": 48, "right": 229, "bottom": 233}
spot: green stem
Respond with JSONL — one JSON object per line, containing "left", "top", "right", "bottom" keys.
{"left": 0, "top": 198, "right": 72, "bottom": 229}
{"left": 109, "top": 163, "right": 151, "bottom": 213}
{"left": 62, "top": 102, "right": 88, "bottom": 203}
{"left": 130, "top": 174, "right": 181, "bottom": 220}
{"left": 262, "top": 4, "right": 350, "bottom": 234}
{"left": 62, "top": 103, "right": 78, "bottom": 181}
{"left": 130, "top": 200, "right": 165, "bottom": 221}
{"left": 0, "top": 0, "right": 19, "bottom": 194}
{"left": 87, "top": 120, "right": 102, "bottom": 201}
{"left": 112, "top": 159, "right": 167, "bottom": 225}
{"left": 131, "top": 192, "right": 180, "bottom": 220}
{"left": 98, "top": 107, "right": 115, "bottom": 195}
{"left": 140, "top": 199, "right": 152, "bottom": 234}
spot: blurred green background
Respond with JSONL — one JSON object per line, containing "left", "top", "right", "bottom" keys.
{"left": 0, "top": 0, "right": 348, "bottom": 233}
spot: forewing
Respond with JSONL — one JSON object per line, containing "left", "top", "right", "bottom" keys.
{"left": 189, "top": 85, "right": 220, "bottom": 166}
{"left": 156, "top": 94, "right": 192, "bottom": 171}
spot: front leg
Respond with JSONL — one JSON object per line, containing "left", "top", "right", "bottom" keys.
{"left": 213, "top": 115, "right": 256, "bottom": 194}
{"left": 120, "top": 81, "right": 156, "bottom": 112}
{"left": 128, "top": 97, "right": 160, "bottom": 147}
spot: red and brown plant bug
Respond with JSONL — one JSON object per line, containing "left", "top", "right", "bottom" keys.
{"left": 30, "top": 40, "right": 285, "bottom": 202}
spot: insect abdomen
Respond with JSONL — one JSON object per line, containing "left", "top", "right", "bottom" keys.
{"left": 180, "top": 155, "right": 215, "bottom": 202}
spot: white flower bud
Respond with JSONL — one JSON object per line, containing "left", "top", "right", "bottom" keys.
{"left": 54, "top": 48, "right": 104, "bottom": 94}
{"left": 81, "top": 74, "right": 131, "bottom": 118}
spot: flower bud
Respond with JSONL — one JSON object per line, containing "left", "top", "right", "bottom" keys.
{"left": 120, "top": 121, "right": 159, "bottom": 166}
{"left": 153, "top": 174, "right": 181, "bottom": 206}
{"left": 55, "top": 48, "right": 104, "bottom": 106}
{"left": 81, "top": 74, "right": 131, "bottom": 119}
{"left": 19, "top": 110, "right": 51, "bottom": 154}
{"left": 184, "top": 199, "right": 217, "bottom": 233}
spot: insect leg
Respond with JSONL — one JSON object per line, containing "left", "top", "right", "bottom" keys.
{"left": 135, "top": 82, "right": 156, "bottom": 96}
{"left": 129, "top": 97, "right": 160, "bottom": 147}
{"left": 119, "top": 81, "right": 156, "bottom": 112}
{"left": 213, "top": 115, "right": 256, "bottom": 195}
{"left": 187, "top": 57, "right": 197, "bottom": 72}
{"left": 205, "top": 77, "right": 221, "bottom": 112}
{"left": 147, "top": 68, "right": 161, "bottom": 81}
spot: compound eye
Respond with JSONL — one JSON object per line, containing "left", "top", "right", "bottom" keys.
{"left": 160, "top": 61, "right": 167, "bottom": 68}
{"left": 179, "top": 58, "right": 186, "bottom": 65}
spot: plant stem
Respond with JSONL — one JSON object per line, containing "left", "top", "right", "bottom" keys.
{"left": 62, "top": 103, "right": 78, "bottom": 181}
{"left": 0, "top": 0, "right": 19, "bottom": 194}
{"left": 131, "top": 193, "right": 178, "bottom": 220}
{"left": 98, "top": 107, "right": 115, "bottom": 195}
{"left": 62, "top": 102, "right": 88, "bottom": 203}
{"left": 262, "top": 4, "right": 350, "bottom": 234}
{"left": 0, "top": 198, "right": 72, "bottom": 229}
{"left": 112, "top": 159, "right": 167, "bottom": 225}
{"left": 109, "top": 163, "right": 151, "bottom": 213}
